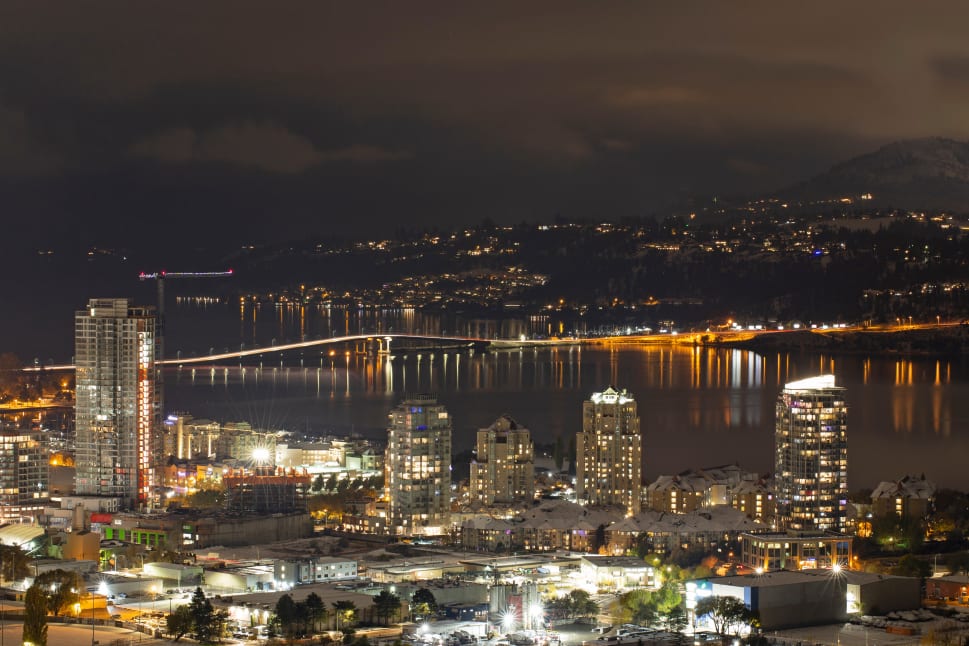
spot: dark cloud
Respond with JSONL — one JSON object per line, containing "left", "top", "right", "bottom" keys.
{"left": 0, "top": 1, "right": 968, "bottom": 250}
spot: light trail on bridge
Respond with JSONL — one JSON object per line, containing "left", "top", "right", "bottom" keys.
{"left": 20, "top": 322, "right": 958, "bottom": 372}
{"left": 159, "top": 333, "right": 487, "bottom": 365}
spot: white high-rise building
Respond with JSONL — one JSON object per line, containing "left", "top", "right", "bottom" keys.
{"left": 385, "top": 394, "right": 451, "bottom": 535}
{"left": 470, "top": 415, "right": 534, "bottom": 505}
{"left": 74, "top": 298, "right": 159, "bottom": 509}
{"left": 576, "top": 386, "right": 642, "bottom": 515}
{"left": 775, "top": 375, "right": 848, "bottom": 533}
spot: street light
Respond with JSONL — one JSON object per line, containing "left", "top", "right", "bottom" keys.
{"left": 501, "top": 607, "right": 516, "bottom": 634}
{"left": 91, "top": 590, "right": 97, "bottom": 646}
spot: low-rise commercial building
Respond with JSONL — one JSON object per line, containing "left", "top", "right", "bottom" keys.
{"left": 274, "top": 557, "right": 358, "bottom": 587}
{"left": 580, "top": 556, "right": 652, "bottom": 590}
{"left": 688, "top": 570, "right": 846, "bottom": 631}
{"left": 740, "top": 531, "right": 852, "bottom": 571}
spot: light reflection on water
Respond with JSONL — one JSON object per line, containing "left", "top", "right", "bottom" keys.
{"left": 167, "top": 338, "right": 968, "bottom": 490}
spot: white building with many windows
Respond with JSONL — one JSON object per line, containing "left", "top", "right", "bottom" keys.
{"left": 0, "top": 429, "right": 48, "bottom": 523}
{"left": 74, "top": 298, "right": 159, "bottom": 509}
{"left": 469, "top": 415, "right": 534, "bottom": 505}
{"left": 775, "top": 375, "right": 848, "bottom": 532}
{"left": 576, "top": 387, "right": 642, "bottom": 515}
{"left": 385, "top": 394, "right": 452, "bottom": 536}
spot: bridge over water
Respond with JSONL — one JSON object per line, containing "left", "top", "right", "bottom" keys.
{"left": 160, "top": 333, "right": 581, "bottom": 366}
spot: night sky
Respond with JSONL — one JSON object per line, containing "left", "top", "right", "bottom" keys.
{"left": 3, "top": 1, "right": 969, "bottom": 255}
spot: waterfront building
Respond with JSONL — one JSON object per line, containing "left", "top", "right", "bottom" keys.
{"left": 774, "top": 375, "right": 848, "bottom": 532}
{"left": 384, "top": 394, "right": 452, "bottom": 536}
{"left": 469, "top": 415, "right": 534, "bottom": 505}
{"left": 576, "top": 386, "right": 642, "bottom": 515}
{"left": 74, "top": 298, "right": 159, "bottom": 509}
{"left": 0, "top": 429, "right": 49, "bottom": 523}
{"left": 730, "top": 479, "right": 776, "bottom": 524}
{"left": 643, "top": 472, "right": 706, "bottom": 514}
{"left": 870, "top": 474, "right": 935, "bottom": 520}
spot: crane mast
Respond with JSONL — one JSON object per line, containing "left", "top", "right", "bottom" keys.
{"left": 138, "top": 269, "right": 234, "bottom": 415}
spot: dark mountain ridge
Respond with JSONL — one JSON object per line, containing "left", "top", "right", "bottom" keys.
{"left": 776, "top": 137, "right": 969, "bottom": 212}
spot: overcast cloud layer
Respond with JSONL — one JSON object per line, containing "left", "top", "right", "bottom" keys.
{"left": 3, "top": 1, "right": 969, "bottom": 251}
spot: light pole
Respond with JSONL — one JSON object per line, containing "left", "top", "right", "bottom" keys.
{"left": 91, "top": 591, "right": 97, "bottom": 646}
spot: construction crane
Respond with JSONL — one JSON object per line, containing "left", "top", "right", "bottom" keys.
{"left": 138, "top": 269, "right": 234, "bottom": 414}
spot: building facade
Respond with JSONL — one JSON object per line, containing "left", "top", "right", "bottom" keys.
{"left": 774, "top": 375, "right": 848, "bottom": 532}
{"left": 469, "top": 415, "right": 534, "bottom": 505}
{"left": 385, "top": 394, "right": 452, "bottom": 535}
{"left": 576, "top": 387, "right": 642, "bottom": 515}
{"left": 0, "top": 429, "right": 49, "bottom": 523}
{"left": 870, "top": 474, "right": 935, "bottom": 520}
{"left": 74, "top": 298, "right": 159, "bottom": 508}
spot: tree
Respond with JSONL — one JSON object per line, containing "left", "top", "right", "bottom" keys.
{"left": 0, "top": 544, "right": 30, "bottom": 583}
{"left": 695, "top": 596, "right": 755, "bottom": 636}
{"left": 663, "top": 605, "right": 688, "bottom": 634}
{"left": 312, "top": 474, "right": 325, "bottom": 492}
{"left": 616, "top": 589, "right": 657, "bottom": 626}
{"left": 274, "top": 593, "right": 299, "bottom": 640}
{"left": 332, "top": 600, "right": 358, "bottom": 632}
{"left": 411, "top": 588, "right": 437, "bottom": 619}
{"left": 188, "top": 586, "right": 223, "bottom": 645}
{"left": 374, "top": 590, "right": 402, "bottom": 626}
{"left": 892, "top": 554, "right": 932, "bottom": 579}
{"left": 945, "top": 552, "right": 969, "bottom": 576}
{"left": 0, "top": 353, "right": 22, "bottom": 400}
{"left": 550, "top": 589, "right": 599, "bottom": 619}
{"left": 654, "top": 582, "right": 683, "bottom": 616}
{"left": 167, "top": 605, "right": 195, "bottom": 642}
{"left": 303, "top": 592, "right": 328, "bottom": 633}
{"left": 23, "top": 584, "right": 48, "bottom": 646}
{"left": 35, "top": 569, "right": 84, "bottom": 617}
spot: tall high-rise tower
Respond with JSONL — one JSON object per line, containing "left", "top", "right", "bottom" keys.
{"left": 576, "top": 386, "right": 642, "bottom": 515}
{"left": 385, "top": 394, "right": 451, "bottom": 535}
{"left": 74, "top": 298, "right": 159, "bottom": 508}
{"left": 775, "top": 375, "right": 848, "bottom": 533}
{"left": 470, "top": 415, "right": 534, "bottom": 505}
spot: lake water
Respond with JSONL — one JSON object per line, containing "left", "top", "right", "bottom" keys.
{"left": 164, "top": 302, "right": 969, "bottom": 491}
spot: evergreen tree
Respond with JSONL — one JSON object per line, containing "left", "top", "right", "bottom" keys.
{"left": 274, "top": 594, "right": 298, "bottom": 639}
{"left": 23, "top": 584, "right": 48, "bottom": 646}
{"left": 303, "top": 592, "right": 327, "bottom": 633}
{"left": 374, "top": 590, "right": 401, "bottom": 626}
{"left": 188, "top": 586, "right": 221, "bottom": 644}
{"left": 0, "top": 545, "right": 29, "bottom": 583}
